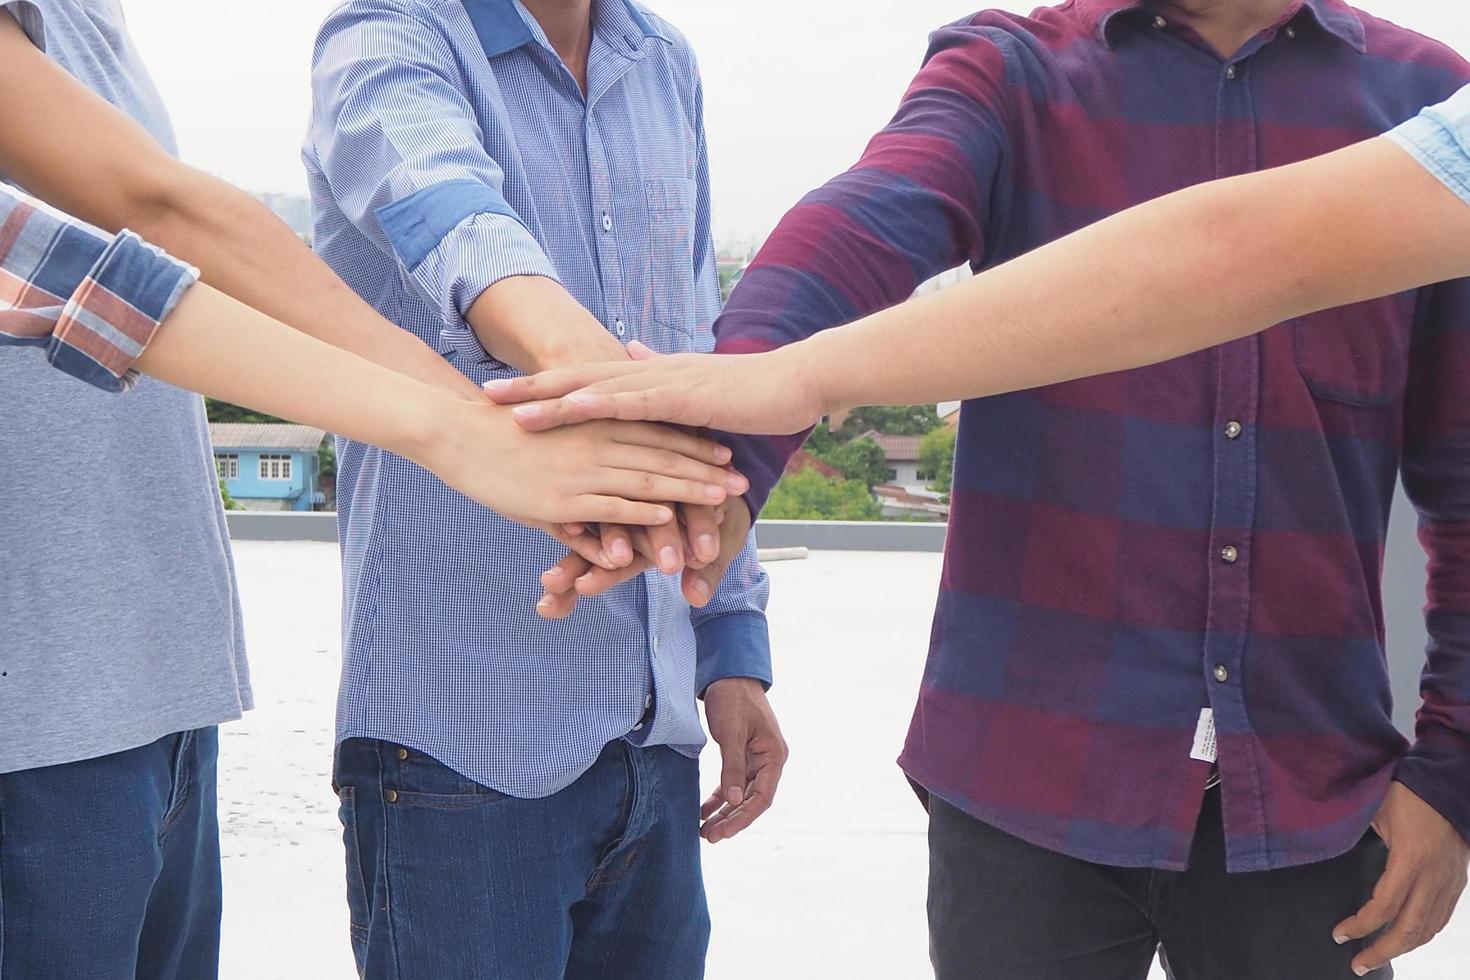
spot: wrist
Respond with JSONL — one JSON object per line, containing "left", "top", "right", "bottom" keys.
{"left": 777, "top": 338, "right": 842, "bottom": 420}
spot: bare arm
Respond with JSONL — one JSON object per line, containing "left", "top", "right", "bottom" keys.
{"left": 487, "top": 137, "right": 1470, "bottom": 433}
{"left": 134, "top": 283, "right": 740, "bottom": 526}
{"left": 0, "top": 14, "right": 480, "bottom": 399}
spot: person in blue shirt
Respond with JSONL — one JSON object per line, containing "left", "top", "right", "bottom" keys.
{"left": 306, "top": 1, "right": 785, "bottom": 975}
{"left": 0, "top": 3, "right": 741, "bottom": 978}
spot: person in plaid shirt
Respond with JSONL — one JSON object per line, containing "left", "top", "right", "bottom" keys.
{"left": 495, "top": 2, "right": 1470, "bottom": 977}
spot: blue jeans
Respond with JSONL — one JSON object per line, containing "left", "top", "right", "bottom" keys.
{"left": 334, "top": 738, "right": 709, "bottom": 980}
{"left": 0, "top": 728, "right": 222, "bottom": 980}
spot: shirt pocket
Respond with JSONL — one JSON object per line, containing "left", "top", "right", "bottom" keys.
{"left": 1291, "top": 294, "right": 1414, "bottom": 408}
{"left": 643, "top": 176, "right": 698, "bottom": 337}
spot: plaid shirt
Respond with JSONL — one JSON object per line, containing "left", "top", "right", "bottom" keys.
{"left": 719, "top": 0, "right": 1470, "bottom": 872}
{"left": 0, "top": 184, "right": 195, "bottom": 392}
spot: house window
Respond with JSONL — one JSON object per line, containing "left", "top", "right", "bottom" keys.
{"left": 259, "top": 454, "right": 293, "bottom": 481}
{"left": 886, "top": 468, "right": 899, "bottom": 482}
{"left": 215, "top": 454, "right": 239, "bottom": 480}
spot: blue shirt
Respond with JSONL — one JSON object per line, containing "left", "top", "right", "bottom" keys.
{"left": 306, "top": 0, "right": 771, "bottom": 798}
{"left": 0, "top": 0, "right": 251, "bottom": 775}
{"left": 1389, "top": 84, "right": 1470, "bottom": 210}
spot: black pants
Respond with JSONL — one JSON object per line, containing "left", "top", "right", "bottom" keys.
{"left": 928, "top": 789, "right": 1390, "bottom": 979}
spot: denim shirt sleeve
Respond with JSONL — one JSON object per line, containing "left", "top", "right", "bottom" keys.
{"left": 0, "top": 184, "right": 197, "bottom": 392}
{"left": 692, "top": 529, "right": 773, "bottom": 696}
{"left": 309, "top": 0, "right": 558, "bottom": 362}
{"left": 1386, "top": 83, "right": 1470, "bottom": 208}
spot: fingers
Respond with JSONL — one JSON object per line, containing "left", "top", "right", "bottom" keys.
{"left": 682, "top": 504, "right": 721, "bottom": 567}
{"left": 544, "top": 524, "right": 617, "bottom": 570}
{"left": 645, "top": 519, "right": 685, "bottom": 575}
{"left": 571, "top": 556, "right": 650, "bottom": 596}
{"left": 595, "top": 470, "right": 733, "bottom": 508}
{"left": 509, "top": 395, "right": 615, "bottom": 432}
{"left": 601, "top": 444, "right": 745, "bottom": 496}
{"left": 702, "top": 755, "right": 783, "bottom": 843}
{"left": 484, "top": 363, "right": 643, "bottom": 405}
{"left": 598, "top": 524, "right": 634, "bottom": 569}
{"left": 563, "top": 496, "right": 674, "bottom": 527}
{"left": 682, "top": 562, "right": 718, "bottom": 608}
{"left": 1350, "top": 883, "right": 1444, "bottom": 975}
{"left": 610, "top": 423, "right": 733, "bottom": 469}
{"left": 1336, "top": 856, "right": 1414, "bottom": 947}
{"left": 716, "top": 730, "right": 750, "bottom": 812}
{"left": 537, "top": 554, "right": 589, "bottom": 620}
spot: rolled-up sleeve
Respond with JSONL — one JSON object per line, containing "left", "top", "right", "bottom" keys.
{"left": 1386, "top": 84, "right": 1470, "bottom": 209}
{"left": 0, "top": 185, "right": 196, "bottom": 392}
{"left": 309, "top": 0, "right": 558, "bottom": 362}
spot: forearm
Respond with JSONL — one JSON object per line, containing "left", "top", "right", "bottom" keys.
{"left": 798, "top": 138, "right": 1470, "bottom": 413}
{"left": 136, "top": 282, "right": 446, "bottom": 464}
{"left": 466, "top": 274, "right": 627, "bottom": 372}
{"left": 120, "top": 170, "right": 482, "bottom": 400}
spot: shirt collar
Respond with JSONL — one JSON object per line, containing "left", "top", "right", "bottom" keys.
{"left": 462, "top": 0, "right": 668, "bottom": 61}
{"left": 1073, "top": 0, "right": 1365, "bottom": 55}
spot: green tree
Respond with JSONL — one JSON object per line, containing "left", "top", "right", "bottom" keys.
{"left": 835, "top": 404, "right": 941, "bottom": 439}
{"left": 919, "top": 425, "right": 957, "bottom": 495}
{"left": 827, "top": 436, "right": 889, "bottom": 488}
{"left": 205, "top": 399, "right": 284, "bottom": 425}
{"left": 218, "top": 479, "right": 245, "bottom": 512}
{"left": 760, "top": 467, "right": 882, "bottom": 521}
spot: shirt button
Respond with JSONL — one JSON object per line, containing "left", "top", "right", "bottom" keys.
{"left": 632, "top": 722, "right": 645, "bottom": 732}
{"left": 385, "top": 789, "right": 399, "bottom": 803}
{"left": 1224, "top": 65, "right": 1237, "bottom": 81}
{"left": 1285, "top": 26, "right": 1297, "bottom": 39}
{"left": 1213, "top": 664, "right": 1230, "bottom": 684}
{"left": 1220, "top": 545, "right": 1239, "bottom": 564}
{"left": 602, "top": 213, "right": 613, "bottom": 233}
{"left": 1152, "top": 14, "right": 1167, "bottom": 29}
{"left": 1224, "top": 420, "right": 1243, "bottom": 440}
{"left": 615, "top": 319, "right": 626, "bottom": 337}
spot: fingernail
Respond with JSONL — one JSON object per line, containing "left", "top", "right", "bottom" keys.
{"left": 655, "top": 506, "right": 674, "bottom": 524}
{"left": 1334, "top": 935, "right": 1349, "bottom": 946}
{"left": 697, "top": 534, "right": 716, "bottom": 560}
{"left": 705, "top": 484, "right": 726, "bottom": 501}
{"left": 726, "top": 472, "right": 748, "bottom": 492}
{"left": 659, "top": 546, "right": 679, "bottom": 571}
{"left": 727, "top": 786, "right": 744, "bottom": 806}
{"left": 1354, "top": 967, "right": 1369, "bottom": 977}
{"left": 694, "top": 577, "right": 711, "bottom": 600}
{"left": 611, "top": 540, "right": 632, "bottom": 563}
{"left": 511, "top": 404, "right": 542, "bottom": 418}
{"left": 566, "top": 392, "right": 598, "bottom": 406}
{"left": 537, "top": 596, "right": 554, "bottom": 612}
{"left": 483, "top": 379, "right": 510, "bottom": 392}
{"left": 716, "top": 446, "right": 732, "bottom": 463}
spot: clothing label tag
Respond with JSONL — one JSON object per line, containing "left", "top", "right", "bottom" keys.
{"left": 1191, "top": 708, "right": 1218, "bottom": 764}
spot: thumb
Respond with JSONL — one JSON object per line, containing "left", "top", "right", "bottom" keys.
{"left": 719, "top": 733, "right": 748, "bottom": 807}
{"left": 627, "top": 340, "right": 664, "bottom": 362}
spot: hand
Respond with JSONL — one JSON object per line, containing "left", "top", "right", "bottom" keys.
{"left": 1333, "top": 782, "right": 1470, "bottom": 975}
{"left": 701, "top": 677, "right": 787, "bottom": 843}
{"left": 536, "top": 499, "right": 753, "bottom": 619}
{"left": 483, "top": 341, "right": 826, "bottom": 437}
{"left": 424, "top": 400, "right": 746, "bottom": 527}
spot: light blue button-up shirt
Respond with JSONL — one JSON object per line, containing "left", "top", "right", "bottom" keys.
{"left": 1389, "top": 84, "right": 1470, "bottom": 210}
{"left": 306, "top": 0, "right": 771, "bottom": 797}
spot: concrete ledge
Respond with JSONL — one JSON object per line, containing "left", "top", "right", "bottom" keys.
{"left": 226, "top": 512, "right": 947, "bottom": 552}
{"left": 226, "top": 511, "right": 338, "bottom": 542}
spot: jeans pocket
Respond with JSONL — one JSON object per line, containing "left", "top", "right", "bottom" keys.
{"left": 159, "top": 730, "right": 197, "bottom": 839}
{"left": 387, "top": 745, "right": 509, "bottom": 811}
{"left": 337, "top": 786, "right": 372, "bottom": 945}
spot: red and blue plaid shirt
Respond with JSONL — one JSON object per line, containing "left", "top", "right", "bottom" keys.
{"left": 720, "top": 0, "right": 1470, "bottom": 872}
{"left": 0, "top": 184, "right": 195, "bottom": 392}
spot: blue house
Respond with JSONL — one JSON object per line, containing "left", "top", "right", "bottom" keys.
{"left": 210, "top": 423, "right": 326, "bottom": 512}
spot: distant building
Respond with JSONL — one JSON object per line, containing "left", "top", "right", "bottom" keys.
{"left": 784, "top": 449, "right": 843, "bottom": 479}
{"left": 860, "top": 430, "right": 926, "bottom": 487}
{"left": 210, "top": 423, "right": 326, "bottom": 512}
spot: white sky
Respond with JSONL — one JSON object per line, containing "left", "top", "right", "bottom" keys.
{"left": 123, "top": 0, "right": 1470, "bottom": 243}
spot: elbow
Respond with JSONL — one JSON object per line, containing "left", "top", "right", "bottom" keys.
{"left": 112, "top": 163, "right": 212, "bottom": 248}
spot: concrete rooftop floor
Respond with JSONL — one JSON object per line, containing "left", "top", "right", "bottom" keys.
{"left": 220, "top": 542, "right": 1468, "bottom": 979}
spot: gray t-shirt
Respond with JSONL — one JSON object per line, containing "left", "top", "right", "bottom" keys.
{"left": 0, "top": 0, "right": 251, "bottom": 773}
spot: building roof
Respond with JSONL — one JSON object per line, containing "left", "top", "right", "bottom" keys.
{"left": 209, "top": 423, "right": 327, "bottom": 453}
{"left": 785, "top": 449, "right": 843, "bottom": 479}
{"left": 859, "top": 430, "right": 923, "bottom": 462}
